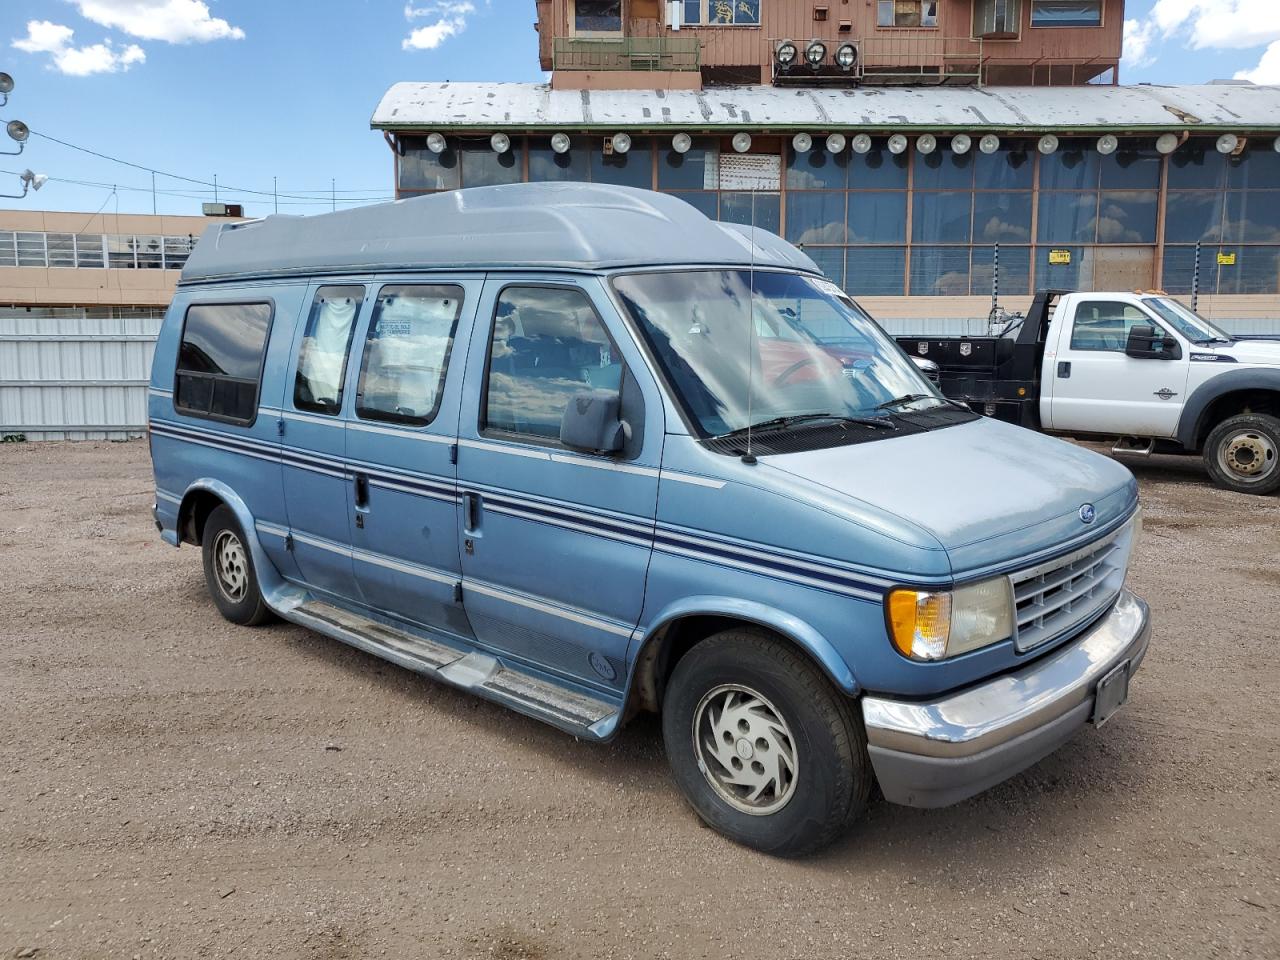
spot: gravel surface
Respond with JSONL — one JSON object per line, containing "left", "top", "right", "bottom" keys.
{"left": 1, "top": 439, "right": 1277, "bottom": 959}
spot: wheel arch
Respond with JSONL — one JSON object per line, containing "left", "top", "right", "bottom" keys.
{"left": 1177, "top": 369, "right": 1280, "bottom": 451}
{"left": 624, "top": 596, "right": 859, "bottom": 719}
{"left": 176, "top": 479, "right": 290, "bottom": 603}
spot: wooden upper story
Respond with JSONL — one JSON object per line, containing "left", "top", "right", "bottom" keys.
{"left": 535, "top": 0, "right": 1124, "bottom": 89}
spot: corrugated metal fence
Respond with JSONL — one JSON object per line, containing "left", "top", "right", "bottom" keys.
{"left": 1, "top": 315, "right": 162, "bottom": 441}
{"left": 0, "top": 314, "right": 1276, "bottom": 441}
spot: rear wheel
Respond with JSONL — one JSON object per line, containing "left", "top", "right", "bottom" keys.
{"left": 661, "top": 629, "right": 871, "bottom": 857}
{"left": 1203, "top": 413, "right": 1280, "bottom": 495}
{"left": 201, "top": 504, "right": 274, "bottom": 625}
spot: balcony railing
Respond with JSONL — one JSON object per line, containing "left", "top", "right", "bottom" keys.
{"left": 552, "top": 36, "right": 701, "bottom": 73}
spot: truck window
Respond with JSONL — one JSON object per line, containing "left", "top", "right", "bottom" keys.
{"left": 174, "top": 301, "right": 273, "bottom": 424}
{"left": 484, "top": 286, "right": 622, "bottom": 443}
{"left": 355, "top": 284, "right": 463, "bottom": 427}
{"left": 294, "top": 285, "right": 364, "bottom": 415}
{"left": 1069, "top": 301, "right": 1168, "bottom": 353}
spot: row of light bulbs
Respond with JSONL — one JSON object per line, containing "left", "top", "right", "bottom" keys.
{"left": 425, "top": 130, "right": 1280, "bottom": 158}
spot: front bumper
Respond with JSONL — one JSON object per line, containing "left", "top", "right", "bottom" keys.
{"left": 862, "top": 590, "right": 1151, "bottom": 808}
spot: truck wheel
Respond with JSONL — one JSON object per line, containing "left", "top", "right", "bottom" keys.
{"left": 661, "top": 629, "right": 871, "bottom": 857}
{"left": 201, "top": 504, "right": 275, "bottom": 625}
{"left": 1203, "top": 413, "right": 1280, "bottom": 495}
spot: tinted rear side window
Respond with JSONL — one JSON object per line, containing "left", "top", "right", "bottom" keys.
{"left": 174, "top": 302, "right": 272, "bottom": 424}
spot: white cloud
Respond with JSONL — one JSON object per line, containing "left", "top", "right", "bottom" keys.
{"left": 1235, "top": 40, "right": 1280, "bottom": 83}
{"left": 1151, "top": 0, "right": 1280, "bottom": 50}
{"left": 12, "top": 18, "right": 146, "bottom": 75}
{"left": 1122, "top": 18, "right": 1158, "bottom": 70}
{"left": 69, "top": 0, "right": 245, "bottom": 43}
{"left": 403, "top": 1, "right": 477, "bottom": 51}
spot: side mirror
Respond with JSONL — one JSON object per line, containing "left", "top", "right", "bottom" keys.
{"left": 1125, "top": 324, "right": 1181, "bottom": 360}
{"left": 560, "top": 389, "right": 628, "bottom": 454}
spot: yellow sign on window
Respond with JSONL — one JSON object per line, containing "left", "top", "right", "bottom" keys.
{"left": 1217, "top": 251, "right": 1237, "bottom": 266}
{"left": 1048, "top": 249, "right": 1072, "bottom": 265}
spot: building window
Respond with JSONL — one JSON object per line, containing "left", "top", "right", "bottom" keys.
{"left": 574, "top": 0, "right": 623, "bottom": 33}
{"left": 356, "top": 285, "right": 463, "bottom": 427}
{"left": 174, "top": 302, "right": 273, "bottom": 424}
{"left": 1030, "top": 0, "right": 1101, "bottom": 27}
{"left": 877, "top": 1, "right": 938, "bottom": 28}
{"left": 592, "top": 138, "right": 654, "bottom": 189}
{"left": 683, "top": 0, "right": 761, "bottom": 25}
{"left": 973, "top": 0, "right": 1021, "bottom": 38}
{"left": 0, "top": 231, "right": 16, "bottom": 267}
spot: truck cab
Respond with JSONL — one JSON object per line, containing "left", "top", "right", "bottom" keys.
{"left": 899, "top": 291, "right": 1280, "bottom": 494}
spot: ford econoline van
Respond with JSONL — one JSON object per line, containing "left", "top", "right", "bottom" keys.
{"left": 149, "top": 183, "right": 1150, "bottom": 856}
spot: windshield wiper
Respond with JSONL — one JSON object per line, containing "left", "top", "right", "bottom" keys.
{"left": 715, "top": 413, "right": 893, "bottom": 440}
{"left": 877, "top": 393, "right": 968, "bottom": 413}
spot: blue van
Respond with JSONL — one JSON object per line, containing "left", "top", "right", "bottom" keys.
{"left": 149, "top": 183, "right": 1150, "bottom": 855}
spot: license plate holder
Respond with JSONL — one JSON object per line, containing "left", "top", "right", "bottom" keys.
{"left": 1092, "top": 660, "right": 1130, "bottom": 727}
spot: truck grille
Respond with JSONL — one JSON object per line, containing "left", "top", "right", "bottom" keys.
{"left": 1010, "top": 523, "right": 1131, "bottom": 653}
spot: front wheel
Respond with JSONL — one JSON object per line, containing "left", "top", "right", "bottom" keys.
{"left": 1203, "top": 413, "right": 1280, "bottom": 495}
{"left": 661, "top": 629, "right": 871, "bottom": 857}
{"left": 201, "top": 504, "right": 275, "bottom": 625}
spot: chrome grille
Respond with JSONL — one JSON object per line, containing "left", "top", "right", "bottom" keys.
{"left": 1010, "top": 524, "right": 1130, "bottom": 653}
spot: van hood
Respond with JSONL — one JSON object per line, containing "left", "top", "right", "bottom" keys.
{"left": 760, "top": 416, "right": 1137, "bottom": 577}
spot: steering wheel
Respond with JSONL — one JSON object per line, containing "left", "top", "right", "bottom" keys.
{"left": 773, "top": 357, "right": 819, "bottom": 387}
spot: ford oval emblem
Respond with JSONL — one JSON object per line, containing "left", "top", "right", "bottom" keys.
{"left": 1079, "top": 503, "right": 1097, "bottom": 524}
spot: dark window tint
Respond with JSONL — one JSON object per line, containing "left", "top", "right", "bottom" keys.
{"left": 1225, "top": 190, "right": 1280, "bottom": 244}
{"left": 848, "top": 191, "right": 908, "bottom": 243}
{"left": 485, "top": 286, "right": 621, "bottom": 442}
{"left": 399, "top": 139, "right": 460, "bottom": 191}
{"left": 805, "top": 247, "right": 846, "bottom": 287}
{"left": 786, "top": 147, "right": 849, "bottom": 190}
{"left": 1165, "top": 192, "right": 1225, "bottom": 243}
{"left": 673, "top": 191, "right": 718, "bottom": 219}
{"left": 973, "top": 148, "right": 1033, "bottom": 190}
{"left": 461, "top": 144, "right": 522, "bottom": 187}
{"left": 913, "top": 149, "right": 973, "bottom": 191}
{"left": 660, "top": 139, "right": 718, "bottom": 190}
{"left": 294, "top": 285, "right": 363, "bottom": 415}
{"left": 913, "top": 192, "right": 972, "bottom": 244}
{"left": 1097, "top": 191, "right": 1158, "bottom": 244}
{"left": 1227, "top": 148, "right": 1280, "bottom": 190}
{"left": 786, "top": 191, "right": 847, "bottom": 245}
{"left": 850, "top": 148, "right": 909, "bottom": 189}
{"left": 972, "top": 244, "right": 1031, "bottom": 296}
{"left": 973, "top": 192, "right": 1033, "bottom": 243}
{"left": 356, "top": 285, "right": 463, "bottom": 426}
{"left": 910, "top": 246, "right": 972, "bottom": 296}
{"left": 1167, "top": 147, "right": 1225, "bottom": 190}
{"left": 1037, "top": 192, "right": 1098, "bottom": 243}
{"left": 592, "top": 140, "right": 653, "bottom": 188}
{"left": 1101, "top": 150, "right": 1162, "bottom": 190}
{"left": 529, "top": 140, "right": 590, "bottom": 182}
{"left": 1039, "top": 146, "right": 1100, "bottom": 191}
{"left": 175, "top": 302, "right": 272, "bottom": 423}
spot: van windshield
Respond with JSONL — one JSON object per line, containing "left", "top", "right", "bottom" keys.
{"left": 613, "top": 269, "right": 946, "bottom": 439}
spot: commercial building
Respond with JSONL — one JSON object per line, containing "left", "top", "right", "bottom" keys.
{"left": 0, "top": 210, "right": 233, "bottom": 439}
{"left": 371, "top": 0, "right": 1280, "bottom": 326}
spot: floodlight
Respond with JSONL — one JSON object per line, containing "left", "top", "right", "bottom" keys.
{"left": 979, "top": 134, "right": 1001, "bottom": 154}
{"left": 851, "top": 133, "right": 872, "bottom": 154}
{"left": 835, "top": 43, "right": 857, "bottom": 70}
{"left": 805, "top": 41, "right": 827, "bottom": 66}
{"left": 792, "top": 132, "right": 812, "bottom": 153}
{"left": 776, "top": 41, "right": 797, "bottom": 66}
{"left": 916, "top": 134, "right": 937, "bottom": 155}
{"left": 551, "top": 132, "right": 572, "bottom": 154}
{"left": 951, "top": 134, "right": 972, "bottom": 155}
{"left": 887, "top": 134, "right": 908, "bottom": 155}
{"left": 732, "top": 132, "right": 753, "bottom": 153}
{"left": 7, "top": 119, "right": 29, "bottom": 142}
{"left": 611, "top": 132, "right": 632, "bottom": 154}
{"left": 1156, "top": 132, "right": 1179, "bottom": 155}
{"left": 1097, "top": 134, "right": 1118, "bottom": 156}
{"left": 672, "top": 132, "right": 692, "bottom": 154}
{"left": 1216, "top": 133, "right": 1240, "bottom": 154}
{"left": 490, "top": 133, "right": 511, "bottom": 154}
{"left": 825, "top": 133, "right": 846, "bottom": 153}
{"left": 1038, "top": 134, "right": 1059, "bottom": 155}
{"left": 426, "top": 132, "right": 447, "bottom": 154}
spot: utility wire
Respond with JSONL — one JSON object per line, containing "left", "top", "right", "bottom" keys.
{"left": 0, "top": 169, "right": 395, "bottom": 206}
{"left": 26, "top": 128, "right": 391, "bottom": 201}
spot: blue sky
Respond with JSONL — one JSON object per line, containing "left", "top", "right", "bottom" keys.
{"left": 0, "top": 0, "right": 1275, "bottom": 216}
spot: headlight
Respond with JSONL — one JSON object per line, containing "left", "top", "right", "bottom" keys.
{"left": 887, "top": 577, "right": 1014, "bottom": 661}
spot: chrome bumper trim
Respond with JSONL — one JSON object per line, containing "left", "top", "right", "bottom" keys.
{"left": 862, "top": 590, "right": 1150, "bottom": 761}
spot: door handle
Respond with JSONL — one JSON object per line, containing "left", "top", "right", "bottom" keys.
{"left": 353, "top": 473, "right": 370, "bottom": 508}
{"left": 1057, "top": 361, "right": 1072, "bottom": 379}
{"left": 464, "top": 492, "right": 481, "bottom": 531}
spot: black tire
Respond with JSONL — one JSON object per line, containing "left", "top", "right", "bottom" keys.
{"left": 1203, "top": 413, "right": 1280, "bottom": 495}
{"left": 200, "top": 504, "right": 275, "bottom": 626}
{"left": 661, "top": 629, "right": 871, "bottom": 857}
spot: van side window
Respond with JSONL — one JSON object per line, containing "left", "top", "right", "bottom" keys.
{"left": 174, "top": 302, "right": 272, "bottom": 424}
{"left": 355, "top": 284, "right": 463, "bottom": 426}
{"left": 294, "top": 285, "right": 364, "bottom": 415}
{"left": 1070, "top": 302, "right": 1167, "bottom": 353}
{"left": 484, "top": 286, "right": 622, "bottom": 443}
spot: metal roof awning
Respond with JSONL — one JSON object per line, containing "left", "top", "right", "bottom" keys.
{"left": 371, "top": 82, "right": 1280, "bottom": 134}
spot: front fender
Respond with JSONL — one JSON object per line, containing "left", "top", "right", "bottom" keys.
{"left": 629, "top": 595, "right": 859, "bottom": 696}
{"left": 1177, "top": 368, "right": 1280, "bottom": 450}
{"left": 179, "top": 478, "right": 292, "bottom": 606}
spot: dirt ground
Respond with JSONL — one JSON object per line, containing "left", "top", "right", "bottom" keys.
{"left": 0, "top": 439, "right": 1277, "bottom": 960}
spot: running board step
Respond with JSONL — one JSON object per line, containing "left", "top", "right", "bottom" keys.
{"left": 1112, "top": 437, "right": 1155, "bottom": 458}
{"left": 289, "top": 599, "right": 619, "bottom": 737}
